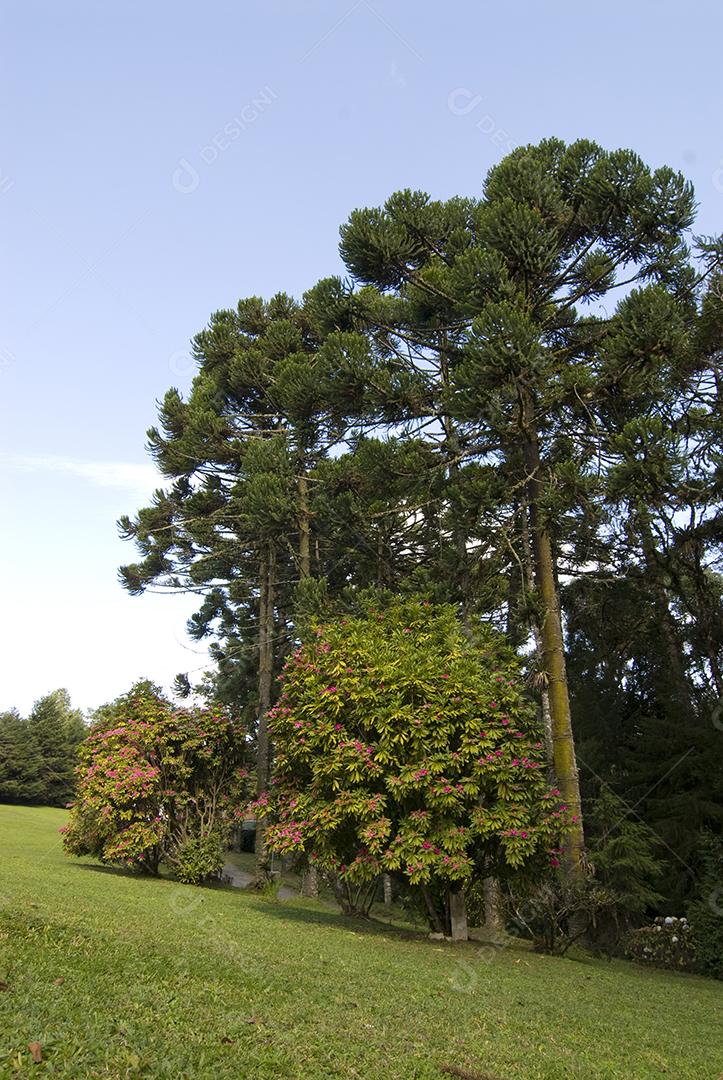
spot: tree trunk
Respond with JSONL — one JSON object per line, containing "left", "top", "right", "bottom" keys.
{"left": 482, "top": 876, "right": 504, "bottom": 933}
{"left": 298, "top": 473, "right": 311, "bottom": 580}
{"left": 383, "top": 873, "right": 392, "bottom": 908}
{"left": 449, "top": 887, "right": 469, "bottom": 942}
{"left": 520, "top": 391, "right": 585, "bottom": 877}
{"left": 518, "top": 485, "right": 557, "bottom": 782}
{"left": 440, "top": 333, "right": 472, "bottom": 628}
{"left": 301, "top": 865, "right": 319, "bottom": 898}
{"left": 253, "top": 543, "right": 275, "bottom": 884}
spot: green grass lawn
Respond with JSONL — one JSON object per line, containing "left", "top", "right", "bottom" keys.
{"left": 0, "top": 806, "right": 721, "bottom": 1079}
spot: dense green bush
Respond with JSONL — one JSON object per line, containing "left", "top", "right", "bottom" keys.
{"left": 625, "top": 916, "right": 695, "bottom": 971}
{"left": 170, "top": 830, "right": 228, "bottom": 885}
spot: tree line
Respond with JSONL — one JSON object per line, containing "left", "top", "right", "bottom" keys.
{"left": 0, "top": 690, "right": 87, "bottom": 807}
{"left": 118, "top": 138, "right": 722, "bottom": 922}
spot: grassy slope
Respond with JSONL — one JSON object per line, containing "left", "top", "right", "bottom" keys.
{"left": 0, "top": 806, "right": 721, "bottom": 1080}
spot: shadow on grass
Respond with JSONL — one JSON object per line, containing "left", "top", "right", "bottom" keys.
{"left": 69, "top": 860, "right": 180, "bottom": 885}
{"left": 71, "top": 861, "right": 143, "bottom": 879}
{"left": 247, "top": 896, "right": 427, "bottom": 942}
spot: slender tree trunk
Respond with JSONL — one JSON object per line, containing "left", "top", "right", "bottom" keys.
{"left": 254, "top": 543, "right": 275, "bottom": 884}
{"left": 519, "top": 509, "right": 556, "bottom": 780}
{"left": 297, "top": 468, "right": 320, "bottom": 899}
{"left": 383, "top": 873, "right": 392, "bottom": 908}
{"left": 298, "top": 473, "right": 311, "bottom": 580}
{"left": 520, "top": 390, "right": 585, "bottom": 877}
{"left": 440, "top": 334, "right": 472, "bottom": 628}
{"left": 420, "top": 883, "right": 445, "bottom": 934}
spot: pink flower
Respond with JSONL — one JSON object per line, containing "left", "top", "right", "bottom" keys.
{"left": 422, "top": 841, "right": 432, "bottom": 849}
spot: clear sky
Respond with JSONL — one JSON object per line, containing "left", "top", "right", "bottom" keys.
{"left": 2, "top": 0, "right": 721, "bottom": 715}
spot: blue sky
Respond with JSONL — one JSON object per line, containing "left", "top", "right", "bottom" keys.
{"left": 2, "top": 0, "right": 722, "bottom": 714}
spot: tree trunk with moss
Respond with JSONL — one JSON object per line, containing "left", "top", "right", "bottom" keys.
{"left": 253, "top": 545, "right": 275, "bottom": 885}
{"left": 521, "top": 391, "right": 585, "bottom": 878}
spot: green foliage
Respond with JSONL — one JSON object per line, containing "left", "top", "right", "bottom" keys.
{"left": 687, "top": 834, "right": 723, "bottom": 979}
{"left": 63, "top": 682, "right": 248, "bottom": 878}
{"left": 119, "top": 136, "right": 723, "bottom": 934}
{"left": 0, "top": 710, "right": 44, "bottom": 804}
{"left": 504, "top": 869, "right": 617, "bottom": 955}
{"left": 586, "top": 789, "right": 666, "bottom": 920}
{"left": 625, "top": 916, "right": 695, "bottom": 972}
{"left": 0, "top": 691, "right": 86, "bottom": 807}
{"left": 170, "top": 829, "right": 227, "bottom": 886}
{"left": 262, "top": 600, "right": 571, "bottom": 925}
{"left": 29, "top": 689, "right": 87, "bottom": 806}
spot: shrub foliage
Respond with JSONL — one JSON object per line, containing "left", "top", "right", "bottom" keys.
{"left": 260, "top": 601, "right": 571, "bottom": 926}
{"left": 62, "top": 682, "right": 248, "bottom": 880}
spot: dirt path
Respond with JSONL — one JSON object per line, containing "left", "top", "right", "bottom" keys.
{"left": 222, "top": 861, "right": 298, "bottom": 900}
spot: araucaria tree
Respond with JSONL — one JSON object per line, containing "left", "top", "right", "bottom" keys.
{"left": 119, "top": 137, "right": 722, "bottom": 926}
{"left": 335, "top": 139, "right": 709, "bottom": 877}
{"left": 63, "top": 682, "right": 249, "bottom": 883}
{"left": 260, "top": 601, "right": 571, "bottom": 937}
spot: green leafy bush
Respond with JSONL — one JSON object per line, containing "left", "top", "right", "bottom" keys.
{"left": 625, "top": 916, "right": 695, "bottom": 971}
{"left": 170, "top": 830, "right": 227, "bottom": 885}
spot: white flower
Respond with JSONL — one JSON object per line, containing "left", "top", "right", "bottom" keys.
{"left": 671, "top": 935, "right": 679, "bottom": 943}
{"left": 664, "top": 916, "right": 674, "bottom": 925}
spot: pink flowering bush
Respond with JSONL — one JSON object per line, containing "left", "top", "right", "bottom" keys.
{"left": 62, "top": 682, "right": 249, "bottom": 882}
{"left": 259, "top": 601, "right": 571, "bottom": 928}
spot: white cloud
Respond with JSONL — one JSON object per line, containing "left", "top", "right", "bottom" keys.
{"left": 0, "top": 453, "right": 161, "bottom": 495}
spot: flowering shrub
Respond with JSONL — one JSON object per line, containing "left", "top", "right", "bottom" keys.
{"left": 625, "top": 916, "right": 696, "bottom": 971}
{"left": 260, "top": 601, "right": 571, "bottom": 927}
{"left": 62, "top": 682, "right": 249, "bottom": 880}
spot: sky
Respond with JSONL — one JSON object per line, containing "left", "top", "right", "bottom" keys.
{"left": 1, "top": 0, "right": 722, "bottom": 715}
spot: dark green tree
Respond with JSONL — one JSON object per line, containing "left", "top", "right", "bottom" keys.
{"left": 29, "top": 689, "right": 86, "bottom": 806}
{"left": 0, "top": 710, "right": 44, "bottom": 804}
